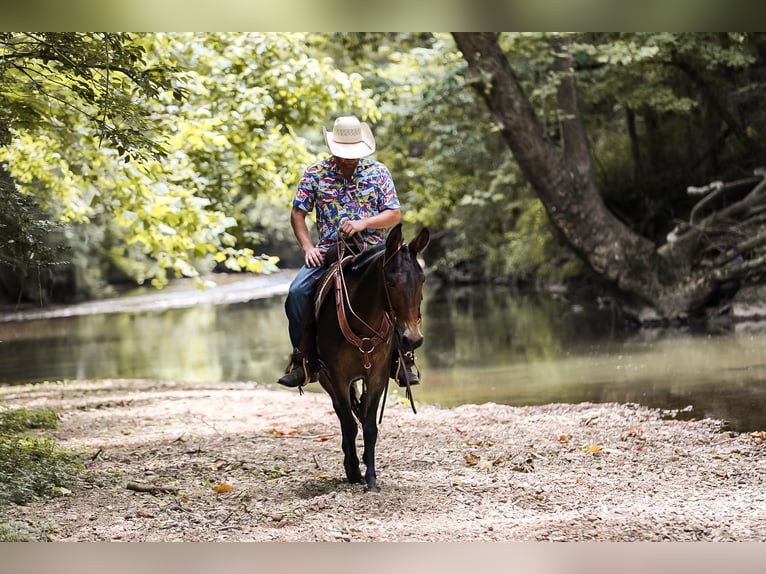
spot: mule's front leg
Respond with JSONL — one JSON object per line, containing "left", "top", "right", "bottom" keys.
{"left": 361, "top": 418, "right": 380, "bottom": 492}
{"left": 331, "top": 397, "right": 363, "bottom": 485}
{"left": 361, "top": 388, "right": 385, "bottom": 493}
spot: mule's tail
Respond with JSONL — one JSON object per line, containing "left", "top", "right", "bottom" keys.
{"left": 349, "top": 378, "right": 363, "bottom": 422}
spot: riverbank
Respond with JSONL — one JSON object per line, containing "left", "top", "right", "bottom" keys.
{"left": 2, "top": 378, "right": 764, "bottom": 541}
{"left": 0, "top": 270, "right": 297, "bottom": 323}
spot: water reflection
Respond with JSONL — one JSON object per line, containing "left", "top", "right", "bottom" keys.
{"left": 1, "top": 284, "right": 765, "bottom": 432}
{"left": 0, "top": 298, "right": 289, "bottom": 387}
{"left": 416, "top": 286, "right": 766, "bottom": 432}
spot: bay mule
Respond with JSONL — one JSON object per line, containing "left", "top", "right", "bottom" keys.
{"left": 314, "top": 224, "right": 429, "bottom": 492}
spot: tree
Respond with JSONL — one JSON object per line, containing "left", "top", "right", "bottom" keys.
{"left": 0, "top": 33, "right": 378, "bottom": 302}
{"left": 452, "top": 32, "right": 766, "bottom": 323}
{"left": 326, "top": 33, "right": 581, "bottom": 285}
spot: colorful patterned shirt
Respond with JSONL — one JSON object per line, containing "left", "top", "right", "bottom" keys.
{"left": 293, "top": 156, "right": 400, "bottom": 248}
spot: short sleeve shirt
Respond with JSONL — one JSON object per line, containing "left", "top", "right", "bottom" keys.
{"left": 293, "top": 156, "right": 400, "bottom": 248}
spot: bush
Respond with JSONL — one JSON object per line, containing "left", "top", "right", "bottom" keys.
{"left": 0, "top": 406, "right": 59, "bottom": 433}
{"left": 0, "top": 519, "right": 56, "bottom": 542}
{"left": 0, "top": 406, "right": 83, "bottom": 540}
{"left": 0, "top": 434, "right": 82, "bottom": 505}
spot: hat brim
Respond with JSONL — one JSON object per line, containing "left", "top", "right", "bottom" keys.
{"left": 323, "top": 123, "right": 376, "bottom": 159}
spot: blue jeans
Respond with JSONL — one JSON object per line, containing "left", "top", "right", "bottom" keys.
{"left": 284, "top": 264, "right": 328, "bottom": 351}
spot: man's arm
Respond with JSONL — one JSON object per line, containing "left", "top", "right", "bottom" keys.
{"left": 291, "top": 206, "right": 325, "bottom": 267}
{"left": 340, "top": 208, "right": 401, "bottom": 238}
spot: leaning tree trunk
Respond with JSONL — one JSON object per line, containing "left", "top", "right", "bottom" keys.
{"left": 452, "top": 32, "right": 766, "bottom": 323}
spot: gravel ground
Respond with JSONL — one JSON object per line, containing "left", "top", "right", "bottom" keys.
{"left": 2, "top": 378, "right": 766, "bottom": 542}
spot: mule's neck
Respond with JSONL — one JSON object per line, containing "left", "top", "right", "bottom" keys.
{"left": 347, "top": 255, "right": 388, "bottom": 332}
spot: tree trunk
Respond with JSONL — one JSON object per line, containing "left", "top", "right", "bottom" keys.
{"left": 452, "top": 32, "right": 766, "bottom": 323}
{"left": 625, "top": 106, "right": 642, "bottom": 179}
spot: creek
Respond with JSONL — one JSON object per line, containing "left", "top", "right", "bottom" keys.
{"left": 1, "top": 273, "right": 765, "bottom": 432}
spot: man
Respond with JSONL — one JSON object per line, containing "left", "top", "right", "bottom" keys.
{"left": 277, "top": 115, "right": 419, "bottom": 388}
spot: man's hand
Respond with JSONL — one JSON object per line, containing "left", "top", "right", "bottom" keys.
{"left": 340, "top": 218, "right": 366, "bottom": 238}
{"left": 304, "top": 246, "right": 326, "bottom": 267}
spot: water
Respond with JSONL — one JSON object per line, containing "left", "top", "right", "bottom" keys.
{"left": 1, "top": 279, "right": 765, "bottom": 432}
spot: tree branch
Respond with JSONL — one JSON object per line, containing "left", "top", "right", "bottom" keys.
{"left": 708, "top": 228, "right": 766, "bottom": 269}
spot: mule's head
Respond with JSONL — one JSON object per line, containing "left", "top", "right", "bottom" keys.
{"left": 383, "top": 224, "right": 430, "bottom": 350}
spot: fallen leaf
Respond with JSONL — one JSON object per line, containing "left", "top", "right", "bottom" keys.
{"left": 466, "top": 439, "right": 494, "bottom": 446}
{"left": 749, "top": 431, "right": 766, "bottom": 441}
{"left": 578, "top": 444, "right": 603, "bottom": 453}
{"left": 464, "top": 453, "right": 480, "bottom": 466}
{"left": 269, "top": 428, "right": 297, "bottom": 436}
{"left": 558, "top": 435, "right": 569, "bottom": 443}
{"left": 213, "top": 482, "right": 233, "bottom": 493}
{"left": 179, "top": 496, "right": 189, "bottom": 504}
{"left": 316, "top": 435, "right": 334, "bottom": 442}
{"left": 454, "top": 426, "right": 467, "bottom": 434}
{"left": 313, "top": 473, "right": 335, "bottom": 480}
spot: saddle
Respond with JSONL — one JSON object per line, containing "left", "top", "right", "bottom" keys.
{"left": 313, "top": 237, "right": 368, "bottom": 320}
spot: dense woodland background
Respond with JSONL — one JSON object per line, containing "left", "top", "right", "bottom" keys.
{"left": 2, "top": 32, "right": 766, "bottom": 324}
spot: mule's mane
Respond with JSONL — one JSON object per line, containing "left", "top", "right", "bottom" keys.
{"left": 348, "top": 243, "right": 386, "bottom": 274}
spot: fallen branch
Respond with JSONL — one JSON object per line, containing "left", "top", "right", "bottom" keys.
{"left": 126, "top": 482, "right": 178, "bottom": 495}
{"left": 252, "top": 433, "right": 335, "bottom": 440}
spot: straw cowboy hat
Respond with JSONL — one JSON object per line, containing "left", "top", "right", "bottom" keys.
{"left": 322, "top": 116, "right": 376, "bottom": 159}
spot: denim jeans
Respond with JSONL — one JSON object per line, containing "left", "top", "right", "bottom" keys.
{"left": 284, "top": 264, "right": 328, "bottom": 350}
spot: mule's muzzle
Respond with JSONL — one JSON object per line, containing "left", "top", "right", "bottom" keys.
{"left": 400, "top": 329, "right": 423, "bottom": 350}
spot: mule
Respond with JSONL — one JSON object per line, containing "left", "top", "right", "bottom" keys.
{"left": 314, "top": 224, "right": 429, "bottom": 492}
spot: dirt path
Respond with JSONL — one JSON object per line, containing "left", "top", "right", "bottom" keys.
{"left": 2, "top": 378, "right": 765, "bottom": 541}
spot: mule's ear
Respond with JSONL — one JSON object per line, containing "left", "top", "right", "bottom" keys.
{"left": 386, "top": 223, "right": 403, "bottom": 252}
{"left": 409, "top": 227, "right": 430, "bottom": 255}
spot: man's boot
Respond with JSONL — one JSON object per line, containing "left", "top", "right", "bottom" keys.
{"left": 392, "top": 350, "right": 419, "bottom": 387}
{"left": 277, "top": 350, "right": 310, "bottom": 388}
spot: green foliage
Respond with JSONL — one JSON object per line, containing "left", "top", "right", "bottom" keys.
{"left": 336, "top": 33, "right": 578, "bottom": 284}
{"left": 0, "top": 434, "right": 82, "bottom": 505}
{"left": 0, "top": 519, "right": 56, "bottom": 542}
{"left": 0, "top": 32, "right": 378, "bottom": 298}
{"left": 261, "top": 464, "right": 288, "bottom": 480}
{"left": 3, "top": 32, "right": 766, "bottom": 296}
{"left": 0, "top": 33, "right": 173, "bottom": 161}
{"left": 0, "top": 405, "right": 81, "bottom": 537}
{"left": 576, "top": 35, "right": 758, "bottom": 143}
{"left": 0, "top": 406, "right": 58, "bottom": 433}
{"left": 0, "top": 171, "right": 72, "bottom": 303}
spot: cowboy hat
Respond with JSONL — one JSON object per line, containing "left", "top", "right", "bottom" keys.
{"left": 322, "top": 116, "right": 376, "bottom": 159}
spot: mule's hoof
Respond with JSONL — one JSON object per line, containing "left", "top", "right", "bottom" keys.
{"left": 365, "top": 484, "right": 381, "bottom": 493}
{"left": 346, "top": 473, "right": 364, "bottom": 485}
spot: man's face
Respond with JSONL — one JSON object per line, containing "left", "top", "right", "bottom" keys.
{"left": 336, "top": 157, "right": 359, "bottom": 171}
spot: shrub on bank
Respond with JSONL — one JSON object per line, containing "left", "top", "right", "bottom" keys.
{"left": 0, "top": 406, "right": 83, "bottom": 541}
